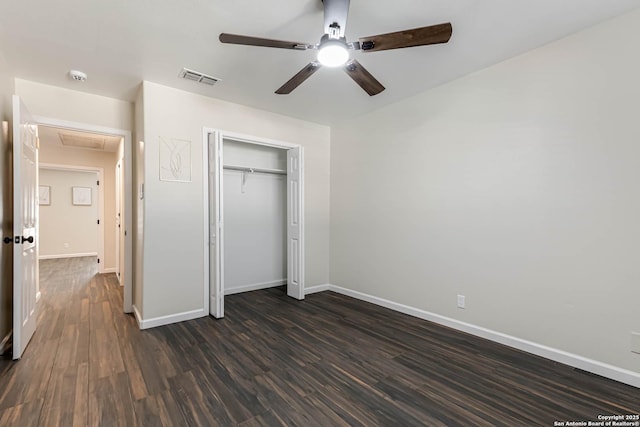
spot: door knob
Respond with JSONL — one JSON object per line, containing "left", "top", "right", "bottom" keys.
{"left": 21, "top": 236, "right": 34, "bottom": 244}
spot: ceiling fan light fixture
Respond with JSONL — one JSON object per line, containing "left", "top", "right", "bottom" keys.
{"left": 317, "top": 40, "right": 349, "bottom": 67}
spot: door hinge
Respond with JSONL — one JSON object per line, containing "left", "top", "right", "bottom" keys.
{"left": 97, "top": 258, "right": 100, "bottom": 264}
{"left": 97, "top": 180, "right": 100, "bottom": 186}
{"left": 97, "top": 219, "right": 100, "bottom": 225}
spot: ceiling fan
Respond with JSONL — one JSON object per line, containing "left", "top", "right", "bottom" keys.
{"left": 219, "top": 0, "right": 452, "bottom": 96}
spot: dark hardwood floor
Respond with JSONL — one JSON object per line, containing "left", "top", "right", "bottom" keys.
{"left": 0, "top": 257, "right": 637, "bottom": 426}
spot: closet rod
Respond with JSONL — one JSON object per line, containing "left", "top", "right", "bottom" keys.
{"left": 223, "top": 164, "right": 287, "bottom": 175}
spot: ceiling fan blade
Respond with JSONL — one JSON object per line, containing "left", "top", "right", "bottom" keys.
{"left": 343, "top": 60, "right": 385, "bottom": 96}
{"left": 275, "top": 62, "right": 322, "bottom": 94}
{"left": 219, "top": 33, "right": 311, "bottom": 50}
{"left": 323, "top": 0, "right": 351, "bottom": 38}
{"left": 358, "top": 23, "right": 452, "bottom": 52}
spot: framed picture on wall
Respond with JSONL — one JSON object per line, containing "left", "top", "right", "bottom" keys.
{"left": 39, "top": 186, "right": 50, "bottom": 206}
{"left": 159, "top": 137, "right": 192, "bottom": 182}
{"left": 72, "top": 186, "right": 92, "bottom": 206}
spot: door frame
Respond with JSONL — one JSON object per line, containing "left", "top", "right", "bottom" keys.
{"left": 34, "top": 115, "right": 134, "bottom": 313}
{"left": 38, "top": 163, "right": 104, "bottom": 269}
{"left": 115, "top": 159, "right": 123, "bottom": 284}
{"left": 203, "top": 128, "right": 305, "bottom": 318}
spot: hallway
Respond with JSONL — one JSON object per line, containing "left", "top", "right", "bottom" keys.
{"left": 0, "top": 257, "right": 130, "bottom": 425}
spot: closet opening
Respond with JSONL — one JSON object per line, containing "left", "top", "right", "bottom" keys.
{"left": 206, "top": 130, "right": 305, "bottom": 318}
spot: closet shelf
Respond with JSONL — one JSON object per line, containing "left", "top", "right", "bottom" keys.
{"left": 223, "top": 164, "right": 287, "bottom": 175}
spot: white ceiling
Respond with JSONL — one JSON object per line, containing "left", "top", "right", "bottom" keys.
{"left": 1, "top": 0, "right": 639, "bottom": 125}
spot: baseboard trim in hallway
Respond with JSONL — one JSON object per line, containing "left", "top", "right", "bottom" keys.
{"left": 38, "top": 252, "right": 98, "bottom": 260}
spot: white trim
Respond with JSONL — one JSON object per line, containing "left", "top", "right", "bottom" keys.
{"left": 136, "top": 308, "right": 207, "bottom": 330}
{"left": 216, "top": 130, "right": 301, "bottom": 150}
{"left": 103, "top": 267, "right": 117, "bottom": 274}
{"left": 0, "top": 330, "right": 12, "bottom": 355}
{"left": 39, "top": 252, "right": 98, "bottom": 260}
{"left": 309, "top": 284, "right": 640, "bottom": 389}
{"left": 132, "top": 304, "right": 143, "bottom": 328}
{"left": 34, "top": 116, "right": 133, "bottom": 314}
{"left": 203, "top": 127, "right": 221, "bottom": 318}
{"left": 304, "top": 284, "right": 332, "bottom": 295}
{"left": 225, "top": 279, "right": 286, "bottom": 296}
{"left": 202, "top": 128, "right": 210, "bottom": 316}
{"left": 40, "top": 163, "right": 104, "bottom": 273}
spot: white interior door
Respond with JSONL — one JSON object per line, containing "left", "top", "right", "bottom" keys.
{"left": 286, "top": 146, "right": 304, "bottom": 300}
{"left": 12, "top": 95, "right": 39, "bottom": 360}
{"left": 208, "top": 132, "right": 224, "bottom": 318}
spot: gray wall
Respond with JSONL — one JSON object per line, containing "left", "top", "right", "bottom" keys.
{"left": 0, "top": 74, "right": 14, "bottom": 349}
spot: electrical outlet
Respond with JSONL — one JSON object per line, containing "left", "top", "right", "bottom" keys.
{"left": 632, "top": 332, "right": 640, "bottom": 354}
{"left": 457, "top": 294, "right": 465, "bottom": 309}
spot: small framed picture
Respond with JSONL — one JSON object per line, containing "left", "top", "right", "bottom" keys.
{"left": 72, "top": 186, "right": 92, "bottom": 206}
{"left": 39, "top": 186, "right": 50, "bottom": 206}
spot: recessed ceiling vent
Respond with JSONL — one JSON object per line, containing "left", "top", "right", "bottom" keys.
{"left": 59, "top": 133, "right": 105, "bottom": 150}
{"left": 179, "top": 68, "right": 220, "bottom": 86}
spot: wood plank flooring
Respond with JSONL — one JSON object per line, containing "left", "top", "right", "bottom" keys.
{"left": 0, "top": 257, "right": 638, "bottom": 426}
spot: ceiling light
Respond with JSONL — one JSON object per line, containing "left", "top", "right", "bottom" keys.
{"left": 317, "top": 39, "right": 349, "bottom": 67}
{"left": 69, "top": 70, "right": 87, "bottom": 82}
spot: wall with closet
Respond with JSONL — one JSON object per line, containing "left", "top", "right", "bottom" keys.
{"left": 223, "top": 140, "right": 287, "bottom": 295}
{"left": 137, "top": 81, "right": 330, "bottom": 323}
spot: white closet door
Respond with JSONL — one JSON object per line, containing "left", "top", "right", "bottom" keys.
{"left": 286, "top": 147, "right": 304, "bottom": 300}
{"left": 209, "top": 132, "right": 224, "bottom": 318}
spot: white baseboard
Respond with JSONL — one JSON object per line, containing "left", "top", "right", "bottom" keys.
{"left": 135, "top": 307, "right": 207, "bottom": 330}
{"left": 307, "top": 284, "right": 640, "bottom": 389}
{"left": 39, "top": 252, "right": 98, "bottom": 260}
{"left": 0, "top": 330, "right": 12, "bottom": 355}
{"left": 304, "top": 284, "right": 332, "bottom": 295}
{"left": 225, "top": 279, "right": 286, "bottom": 296}
{"left": 132, "top": 305, "right": 143, "bottom": 327}
{"left": 102, "top": 267, "right": 116, "bottom": 274}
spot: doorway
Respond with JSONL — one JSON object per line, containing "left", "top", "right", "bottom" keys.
{"left": 11, "top": 96, "right": 132, "bottom": 360}
{"left": 206, "top": 130, "right": 305, "bottom": 318}
{"left": 35, "top": 117, "right": 133, "bottom": 313}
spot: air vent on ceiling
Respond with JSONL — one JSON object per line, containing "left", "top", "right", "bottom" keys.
{"left": 59, "top": 133, "right": 105, "bottom": 150}
{"left": 179, "top": 68, "right": 220, "bottom": 86}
